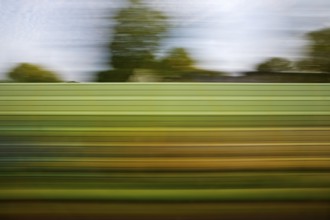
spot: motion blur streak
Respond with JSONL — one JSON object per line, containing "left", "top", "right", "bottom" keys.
{"left": 0, "top": 83, "right": 330, "bottom": 219}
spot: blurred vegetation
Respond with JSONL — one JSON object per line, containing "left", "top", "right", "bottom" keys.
{"left": 96, "top": 0, "right": 169, "bottom": 82}
{"left": 295, "top": 59, "right": 321, "bottom": 72}
{"left": 255, "top": 28, "right": 330, "bottom": 74}
{"left": 255, "top": 57, "right": 294, "bottom": 72}
{"left": 301, "top": 28, "right": 330, "bottom": 72}
{"left": 96, "top": 69, "right": 133, "bottom": 82}
{"left": 7, "top": 63, "right": 62, "bottom": 82}
{"left": 94, "top": 0, "right": 330, "bottom": 82}
{"left": 159, "top": 48, "right": 196, "bottom": 74}
{"left": 1, "top": 1, "right": 330, "bottom": 82}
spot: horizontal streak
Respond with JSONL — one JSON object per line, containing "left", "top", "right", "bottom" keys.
{"left": 1, "top": 127, "right": 330, "bottom": 132}
{"left": 3, "top": 157, "right": 329, "bottom": 162}
{"left": 1, "top": 142, "right": 330, "bottom": 148}
{"left": 1, "top": 96, "right": 330, "bottom": 101}
{"left": 0, "top": 188, "right": 329, "bottom": 201}
{"left": 0, "top": 202, "right": 329, "bottom": 216}
{"left": 1, "top": 111, "right": 330, "bottom": 116}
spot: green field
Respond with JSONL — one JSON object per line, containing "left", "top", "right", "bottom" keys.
{"left": 1, "top": 83, "right": 330, "bottom": 218}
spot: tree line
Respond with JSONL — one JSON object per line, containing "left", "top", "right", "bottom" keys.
{"left": 256, "top": 28, "right": 330, "bottom": 73}
{"left": 2, "top": 0, "right": 330, "bottom": 82}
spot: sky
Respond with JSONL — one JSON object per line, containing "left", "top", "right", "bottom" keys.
{"left": 0, "top": 0, "right": 330, "bottom": 81}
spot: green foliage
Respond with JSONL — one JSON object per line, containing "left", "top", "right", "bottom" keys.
{"left": 94, "top": 0, "right": 169, "bottom": 82}
{"left": 256, "top": 57, "right": 294, "bottom": 72}
{"left": 160, "top": 48, "right": 195, "bottom": 73}
{"left": 295, "top": 59, "right": 321, "bottom": 72}
{"left": 7, "top": 63, "right": 62, "bottom": 82}
{"left": 302, "top": 28, "right": 330, "bottom": 72}
{"left": 95, "top": 69, "right": 133, "bottom": 82}
{"left": 109, "top": 0, "right": 169, "bottom": 70}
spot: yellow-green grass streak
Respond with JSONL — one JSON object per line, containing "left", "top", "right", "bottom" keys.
{"left": 1, "top": 188, "right": 330, "bottom": 201}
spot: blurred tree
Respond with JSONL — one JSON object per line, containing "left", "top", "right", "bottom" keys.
{"left": 95, "top": 69, "right": 133, "bottom": 82}
{"left": 300, "top": 28, "right": 330, "bottom": 72}
{"left": 7, "top": 63, "right": 62, "bottom": 82}
{"left": 295, "top": 59, "right": 321, "bottom": 72}
{"left": 160, "top": 48, "right": 196, "bottom": 73}
{"left": 256, "top": 57, "right": 294, "bottom": 72}
{"left": 105, "top": 0, "right": 169, "bottom": 81}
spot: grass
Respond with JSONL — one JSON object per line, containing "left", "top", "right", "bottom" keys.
{"left": 0, "top": 188, "right": 329, "bottom": 202}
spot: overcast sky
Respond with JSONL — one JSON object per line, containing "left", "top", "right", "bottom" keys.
{"left": 0, "top": 0, "right": 330, "bottom": 81}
